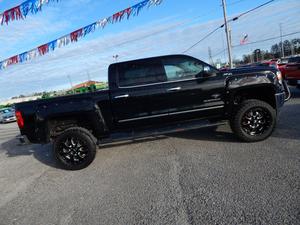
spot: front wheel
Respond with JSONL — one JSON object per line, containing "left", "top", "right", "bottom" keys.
{"left": 54, "top": 127, "right": 97, "bottom": 170}
{"left": 230, "top": 100, "right": 277, "bottom": 142}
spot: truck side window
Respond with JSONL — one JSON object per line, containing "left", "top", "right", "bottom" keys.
{"left": 162, "top": 56, "right": 214, "bottom": 81}
{"left": 118, "top": 60, "right": 166, "bottom": 87}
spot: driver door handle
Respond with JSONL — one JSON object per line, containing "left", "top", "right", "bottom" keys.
{"left": 167, "top": 87, "right": 182, "bottom": 92}
{"left": 114, "top": 94, "right": 129, "bottom": 99}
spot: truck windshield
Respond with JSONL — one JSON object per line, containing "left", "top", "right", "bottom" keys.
{"left": 0, "top": 109, "right": 12, "bottom": 114}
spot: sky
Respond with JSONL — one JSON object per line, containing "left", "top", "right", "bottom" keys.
{"left": 0, "top": 0, "right": 300, "bottom": 101}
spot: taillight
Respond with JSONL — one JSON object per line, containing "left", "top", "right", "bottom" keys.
{"left": 15, "top": 111, "right": 24, "bottom": 129}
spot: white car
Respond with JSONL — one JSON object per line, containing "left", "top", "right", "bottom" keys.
{"left": 0, "top": 108, "right": 16, "bottom": 123}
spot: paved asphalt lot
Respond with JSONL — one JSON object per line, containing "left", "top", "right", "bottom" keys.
{"left": 0, "top": 88, "right": 299, "bottom": 225}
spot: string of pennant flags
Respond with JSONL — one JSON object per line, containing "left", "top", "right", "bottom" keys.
{"left": 0, "top": 0, "right": 60, "bottom": 26}
{"left": 0, "top": 0, "right": 163, "bottom": 70}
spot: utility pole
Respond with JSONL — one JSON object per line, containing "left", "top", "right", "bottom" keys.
{"left": 221, "top": 0, "right": 233, "bottom": 68}
{"left": 280, "top": 23, "right": 284, "bottom": 58}
{"left": 67, "top": 74, "right": 73, "bottom": 89}
{"left": 291, "top": 42, "right": 295, "bottom": 56}
{"left": 208, "top": 47, "right": 214, "bottom": 65}
{"left": 87, "top": 71, "right": 91, "bottom": 81}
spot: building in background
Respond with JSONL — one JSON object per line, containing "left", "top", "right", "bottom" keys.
{"left": 66, "top": 81, "right": 108, "bottom": 95}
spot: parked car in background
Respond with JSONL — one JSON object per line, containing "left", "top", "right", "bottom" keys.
{"left": 0, "top": 107, "right": 16, "bottom": 123}
{"left": 280, "top": 56, "right": 300, "bottom": 86}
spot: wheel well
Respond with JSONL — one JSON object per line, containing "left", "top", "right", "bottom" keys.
{"left": 233, "top": 86, "right": 276, "bottom": 109}
{"left": 48, "top": 116, "right": 94, "bottom": 139}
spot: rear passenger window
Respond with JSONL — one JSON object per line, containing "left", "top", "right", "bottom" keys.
{"left": 118, "top": 60, "right": 166, "bottom": 87}
{"left": 162, "top": 56, "right": 207, "bottom": 81}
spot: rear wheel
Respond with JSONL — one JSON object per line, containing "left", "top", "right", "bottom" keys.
{"left": 54, "top": 127, "right": 96, "bottom": 170}
{"left": 230, "top": 100, "right": 276, "bottom": 142}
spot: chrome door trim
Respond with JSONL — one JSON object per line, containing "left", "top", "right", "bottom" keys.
{"left": 169, "top": 105, "right": 224, "bottom": 116}
{"left": 118, "top": 113, "right": 169, "bottom": 123}
{"left": 118, "top": 105, "right": 224, "bottom": 123}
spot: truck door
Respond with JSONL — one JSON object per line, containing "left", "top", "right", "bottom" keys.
{"left": 110, "top": 58, "right": 169, "bottom": 128}
{"left": 161, "top": 55, "right": 225, "bottom": 120}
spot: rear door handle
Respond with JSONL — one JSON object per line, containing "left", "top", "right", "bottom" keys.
{"left": 167, "top": 87, "right": 182, "bottom": 92}
{"left": 114, "top": 94, "right": 129, "bottom": 99}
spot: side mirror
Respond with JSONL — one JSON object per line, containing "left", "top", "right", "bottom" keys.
{"left": 202, "top": 66, "right": 213, "bottom": 77}
{"left": 204, "top": 66, "right": 211, "bottom": 72}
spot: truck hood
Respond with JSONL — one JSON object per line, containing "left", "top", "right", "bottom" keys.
{"left": 221, "top": 66, "right": 278, "bottom": 76}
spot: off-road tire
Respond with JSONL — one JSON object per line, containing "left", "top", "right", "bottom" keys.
{"left": 54, "top": 127, "right": 97, "bottom": 170}
{"left": 230, "top": 99, "right": 276, "bottom": 142}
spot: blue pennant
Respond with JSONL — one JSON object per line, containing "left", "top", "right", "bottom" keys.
{"left": 48, "top": 40, "right": 57, "bottom": 51}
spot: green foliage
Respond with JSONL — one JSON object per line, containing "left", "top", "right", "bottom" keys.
{"left": 0, "top": 104, "right": 12, "bottom": 109}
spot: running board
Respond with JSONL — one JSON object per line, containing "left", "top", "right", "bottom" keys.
{"left": 98, "top": 119, "right": 227, "bottom": 145}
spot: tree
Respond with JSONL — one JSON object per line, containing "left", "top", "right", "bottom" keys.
{"left": 291, "top": 38, "right": 300, "bottom": 55}
{"left": 271, "top": 44, "right": 280, "bottom": 58}
{"left": 242, "top": 54, "right": 251, "bottom": 64}
{"left": 283, "top": 40, "right": 292, "bottom": 56}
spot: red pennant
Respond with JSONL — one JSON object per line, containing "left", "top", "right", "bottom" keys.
{"left": 7, "top": 55, "right": 19, "bottom": 65}
{"left": 113, "top": 10, "right": 125, "bottom": 23}
{"left": 125, "top": 7, "right": 132, "bottom": 19}
{"left": 1, "top": 6, "right": 23, "bottom": 25}
{"left": 70, "top": 29, "right": 83, "bottom": 42}
{"left": 38, "top": 44, "right": 49, "bottom": 55}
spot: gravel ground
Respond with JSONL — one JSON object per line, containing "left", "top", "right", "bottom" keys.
{"left": 0, "top": 88, "right": 299, "bottom": 225}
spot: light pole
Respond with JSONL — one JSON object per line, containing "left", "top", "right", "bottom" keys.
{"left": 113, "top": 55, "right": 119, "bottom": 62}
{"left": 280, "top": 23, "right": 284, "bottom": 58}
{"left": 222, "top": 0, "right": 233, "bottom": 68}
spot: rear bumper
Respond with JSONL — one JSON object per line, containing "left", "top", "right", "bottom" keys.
{"left": 16, "top": 135, "right": 31, "bottom": 145}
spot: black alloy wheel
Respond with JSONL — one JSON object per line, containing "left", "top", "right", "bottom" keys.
{"left": 241, "top": 107, "right": 272, "bottom": 136}
{"left": 58, "top": 137, "right": 89, "bottom": 165}
{"left": 54, "top": 127, "right": 96, "bottom": 170}
{"left": 230, "top": 99, "right": 276, "bottom": 142}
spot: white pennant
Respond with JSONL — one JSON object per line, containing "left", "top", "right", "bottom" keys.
{"left": 57, "top": 36, "right": 71, "bottom": 48}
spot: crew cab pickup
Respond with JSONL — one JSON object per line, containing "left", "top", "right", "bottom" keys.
{"left": 15, "top": 54, "right": 290, "bottom": 170}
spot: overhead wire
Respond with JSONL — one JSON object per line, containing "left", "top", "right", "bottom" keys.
{"left": 212, "top": 31, "right": 300, "bottom": 59}
{"left": 183, "top": 0, "right": 277, "bottom": 53}
{"left": 232, "top": 31, "right": 300, "bottom": 47}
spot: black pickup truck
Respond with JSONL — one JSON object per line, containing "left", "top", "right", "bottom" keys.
{"left": 15, "top": 54, "right": 290, "bottom": 170}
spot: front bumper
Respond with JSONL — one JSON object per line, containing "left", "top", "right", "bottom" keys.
{"left": 282, "top": 80, "right": 291, "bottom": 102}
{"left": 2, "top": 117, "right": 16, "bottom": 123}
{"left": 275, "top": 92, "right": 285, "bottom": 110}
{"left": 275, "top": 81, "right": 290, "bottom": 112}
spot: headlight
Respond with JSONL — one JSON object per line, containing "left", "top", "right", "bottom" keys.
{"left": 276, "top": 71, "right": 283, "bottom": 84}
